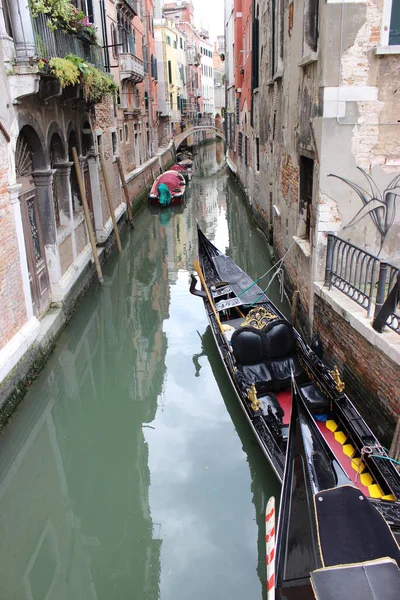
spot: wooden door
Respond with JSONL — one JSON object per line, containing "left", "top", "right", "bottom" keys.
{"left": 20, "top": 187, "right": 51, "bottom": 318}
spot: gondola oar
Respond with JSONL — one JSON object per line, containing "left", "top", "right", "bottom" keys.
{"left": 193, "top": 259, "right": 232, "bottom": 351}
{"left": 266, "top": 496, "right": 275, "bottom": 600}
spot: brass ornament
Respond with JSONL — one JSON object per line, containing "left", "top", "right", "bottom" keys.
{"left": 331, "top": 366, "right": 345, "bottom": 393}
{"left": 247, "top": 384, "right": 261, "bottom": 412}
{"left": 240, "top": 306, "right": 277, "bottom": 330}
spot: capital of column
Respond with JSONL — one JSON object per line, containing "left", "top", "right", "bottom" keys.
{"left": 7, "top": 183, "right": 23, "bottom": 204}
{"left": 54, "top": 161, "right": 73, "bottom": 176}
{"left": 32, "top": 169, "right": 57, "bottom": 187}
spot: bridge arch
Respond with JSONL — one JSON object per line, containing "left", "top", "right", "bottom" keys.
{"left": 175, "top": 126, "right": 225, "bottom": 150}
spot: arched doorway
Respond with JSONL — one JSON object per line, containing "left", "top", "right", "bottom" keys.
{"left": 81, "top": 121, "right": 95, "bottom": 230}
{"left": 15, "top": 126, "right": 51, "bottom": 317}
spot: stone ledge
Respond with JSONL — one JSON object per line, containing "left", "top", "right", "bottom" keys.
{"left": 293, "top": 236, "right": 312, "bottom": 258}
{"left": 314, "top": 282, "right": 400, "bottom": 366}
{"left": 0, "top": 318, "right": 40, "bottom": 388}
{"left": 298, "top": 52, "right": 318, "bottom": 67}
{"left": 375, "top": 45, "right": 400, "bottom": 55}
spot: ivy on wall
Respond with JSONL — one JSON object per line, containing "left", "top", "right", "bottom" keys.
{"left": 40, "top": 54, "right": 117, "bottom": 103}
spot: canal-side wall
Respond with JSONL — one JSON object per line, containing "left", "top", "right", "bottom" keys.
{"left": 313, "top": 289, "right": 400, "bottom": 444}
{"left": 227, "top": 166, "right": 400, "bottom": 442}
{"left": 0, "top": 144, "right": 175, "bottom": 429}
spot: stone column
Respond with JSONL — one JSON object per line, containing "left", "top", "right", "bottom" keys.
{"left": 7, "top": 0, "right": 36, "bottom": 61}
{"left": 31, "top": 169, "right": 57, "bottom": 246}
{"left": 54, "top": 162, "right": 74, "bottom": 223}
{"left": 8, "top": 183, "right": 33, "bottom": 319}
{"left": 86, "top": 151, "right": 104, "bottom": 237}
{"left": 31, "top": 169, "right": 63, "bottom": 285}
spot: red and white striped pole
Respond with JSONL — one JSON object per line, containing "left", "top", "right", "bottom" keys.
{"left": 266, "top": 496, "right": 275, "bottom": 600}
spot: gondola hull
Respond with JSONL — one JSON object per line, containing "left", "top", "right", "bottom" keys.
{"left": 148, "top": 170, "right": 186, "bottom": 206}
{"left": 190, "top": 226, "right": 400, "bottom": 537}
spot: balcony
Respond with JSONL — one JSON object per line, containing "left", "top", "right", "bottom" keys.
{"left": 119, "top": 53, "right": 145, "bottom": 83}
{"left": 32, "top": 14, "right": 102, "bottom": 68}
{"left": 122, "top": 0, "right": 139, "bottom": 15}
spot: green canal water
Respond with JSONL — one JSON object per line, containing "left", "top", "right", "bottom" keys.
{"left": 0, "top": 141, "right": 287, "bottom": 600}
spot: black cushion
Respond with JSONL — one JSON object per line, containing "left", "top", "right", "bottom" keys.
{"left": 263, "top": 319, "right": 296, "bottom": 359}
{"left": 259, "top": 393, "right": 285, "bottom": 420}
{"left": 268, "top": 356, "right": 303, "bottom": 384}
{"left": 300, "top": 382, "right": 330, "bottom": 411}
{"left": 237, "top": 363, "right": 273, "bottom": 390}
{"left": 231, "top": 327, "right": 265, "bottom": 365}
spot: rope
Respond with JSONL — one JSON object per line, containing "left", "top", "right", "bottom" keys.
{"left": 369, "top": 454, "right": 400, "bottom": 467}
{"left": 240, "top": 242, "right": 296, "bottom": 308}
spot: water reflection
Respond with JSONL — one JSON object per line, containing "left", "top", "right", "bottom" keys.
{"left": 0, "top": 140, "right": 286, "bottom": 600}
{"left": 193, "top": 327, "right": 281, "bottom": 599}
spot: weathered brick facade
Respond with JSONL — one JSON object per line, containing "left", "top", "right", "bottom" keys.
{"left": 313, "top": 294, "right": 398, "bottom": 443}
{"left": 0, "top": 142, "right": 26, "bottom": 346}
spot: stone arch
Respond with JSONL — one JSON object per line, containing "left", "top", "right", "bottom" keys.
{"left": 81, "top": 120, "right": 94, "bottom": 156}
{"left": 66, "top": 121, "right": 80, "bottom": 156}
{"left": 15, "top": 124, "right": 46, "bottom": 176}
{"left": 47, "top": 122, "right": 66, "bottom": 161}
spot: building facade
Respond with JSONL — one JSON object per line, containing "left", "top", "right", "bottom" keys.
{"left": 225, "top": 0, "right": 400, "bottom": 440}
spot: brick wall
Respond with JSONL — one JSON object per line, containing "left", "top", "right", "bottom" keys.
{"left": 0, "top": 145, "right": 27, "bottom": 346}
{"left": 313, "top": 294, "right": 398, "bottom": 444}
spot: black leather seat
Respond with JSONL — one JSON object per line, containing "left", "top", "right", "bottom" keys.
{"left": 265, "top": 320, "right": 304, "bottom": 388}
{"left": 300, "top": 382, "right": 330, "bottom": 412}
{"left": 231, "top": 319, "right": 304, "bottom": 392}
{"left": 259, "top": 393, "right": 285, "bottom": 421}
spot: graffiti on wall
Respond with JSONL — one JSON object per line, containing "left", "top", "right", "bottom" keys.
{"left": 329, "top": 167, "right": 400, "bottom": 253}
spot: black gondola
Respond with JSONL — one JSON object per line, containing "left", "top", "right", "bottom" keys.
{"left": 275, "top": 379, "right": 400, "bottom": 599}
{"left": 189, "top": 226, "right": 400, "bottom": 537}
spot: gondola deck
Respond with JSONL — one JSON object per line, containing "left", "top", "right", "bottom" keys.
{"left": 190, "top": 226, "right": 400, "bottom": 538}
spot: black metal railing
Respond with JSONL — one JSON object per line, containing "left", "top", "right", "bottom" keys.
{"left": 32, "top": 14, "right": 103, "bottom": 68}
{"left": 325, "top": 233, "right": 400, "bottom": 334}
{"left": 374, "top": 262, "right": 400, "bottom": 334}
{"left": 325, "top": 234, "right": 380, "bottom": 317}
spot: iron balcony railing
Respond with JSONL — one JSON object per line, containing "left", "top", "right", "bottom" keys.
{"left": 325, "top": 233, "right": 400, "bottom": 334}
{"left": 32, "top": 14, "right": 103, "bottom": 68}
{"left": 374, "top": 262, "right": 400, "bottom": 334}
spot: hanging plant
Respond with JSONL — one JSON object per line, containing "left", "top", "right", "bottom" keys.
{"left": 47, "top": 54, "right": 117, "bottom": 103}
{"left": 30, "top": 0, "right": 98, "bottom": 44}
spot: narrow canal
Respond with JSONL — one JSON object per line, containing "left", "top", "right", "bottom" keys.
{"left": 0, "top": 141, "right": 287, "bottom": 600}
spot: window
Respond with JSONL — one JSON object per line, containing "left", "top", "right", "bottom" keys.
{"left": 167, "top": 35, "right": 171, "bottom": 45}
{"left": 117, "top": 9, "right": 135, "bottom": 54}
{"left": 270, "top": 0, "right": 284, "bottom": 77}
{"left": 111, "top": 131, "right": 118, "bottom": 155}
{"left": 252, "top": 8, "right": 259, "bottom": 90}
{"left": 180, "top": 38, "right": 183, "bottom": 49}
{"left": 236, "top": 98, "right": 240, "bottom": 124}
{"left": 119, "top": 128, "right": 123, "bottom": 142}
{"left": 303, "top": 0, "right": 319, "bottom": 53}
{"left": 111, "top": 24, "right": 118, "bottom": 58}
{"left": 256, "top": 138, "right": 260, "bottom": 171}
{"left": 299, "top": 156, "right": 314, "bottom": 240}
{"left": 124, "top": 124, "right": 129, "bottom": 142}
{"left": 170, "top": 93, "right": 173, "bottom": 109}
{"left": 382, "top": 0, "right": 400, "bottom": 46}
{"left": 174, "top": 38, "right": 178, "bottom": 49}
{"left": 244, "top": 136, "right": 248, "bottom": 166}
{"left": 238, "top": 132, "right": 243, "bottom": 157}
{"left": 168, "top": 60, "right": 172, "bottom": 84}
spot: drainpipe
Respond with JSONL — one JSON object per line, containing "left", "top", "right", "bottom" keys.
{"left": 100, "top": 0, "right": 110, "bottom": 72}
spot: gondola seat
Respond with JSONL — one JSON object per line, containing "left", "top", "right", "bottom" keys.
{"left": 231, "top": 319, "right": 303, "bottom": 392}
{"left": 259, "top": 393, "right": 285, "bottom": 421}
{"left": 299, "top": 382, "right": 330, "bottom": 412}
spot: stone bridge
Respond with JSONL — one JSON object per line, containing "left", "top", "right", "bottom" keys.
{"left": 174, "top": 126, "right": 225, "bottom": 150}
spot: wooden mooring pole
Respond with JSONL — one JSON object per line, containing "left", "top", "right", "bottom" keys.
{"left": 71, "top": 147, "right": 103, "bottom": 284}
{"left": 99, "top": 150, "right": 122, "bottom": 253}
{"left": 115, "top": 156, "right": 134, "bottom": 229}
